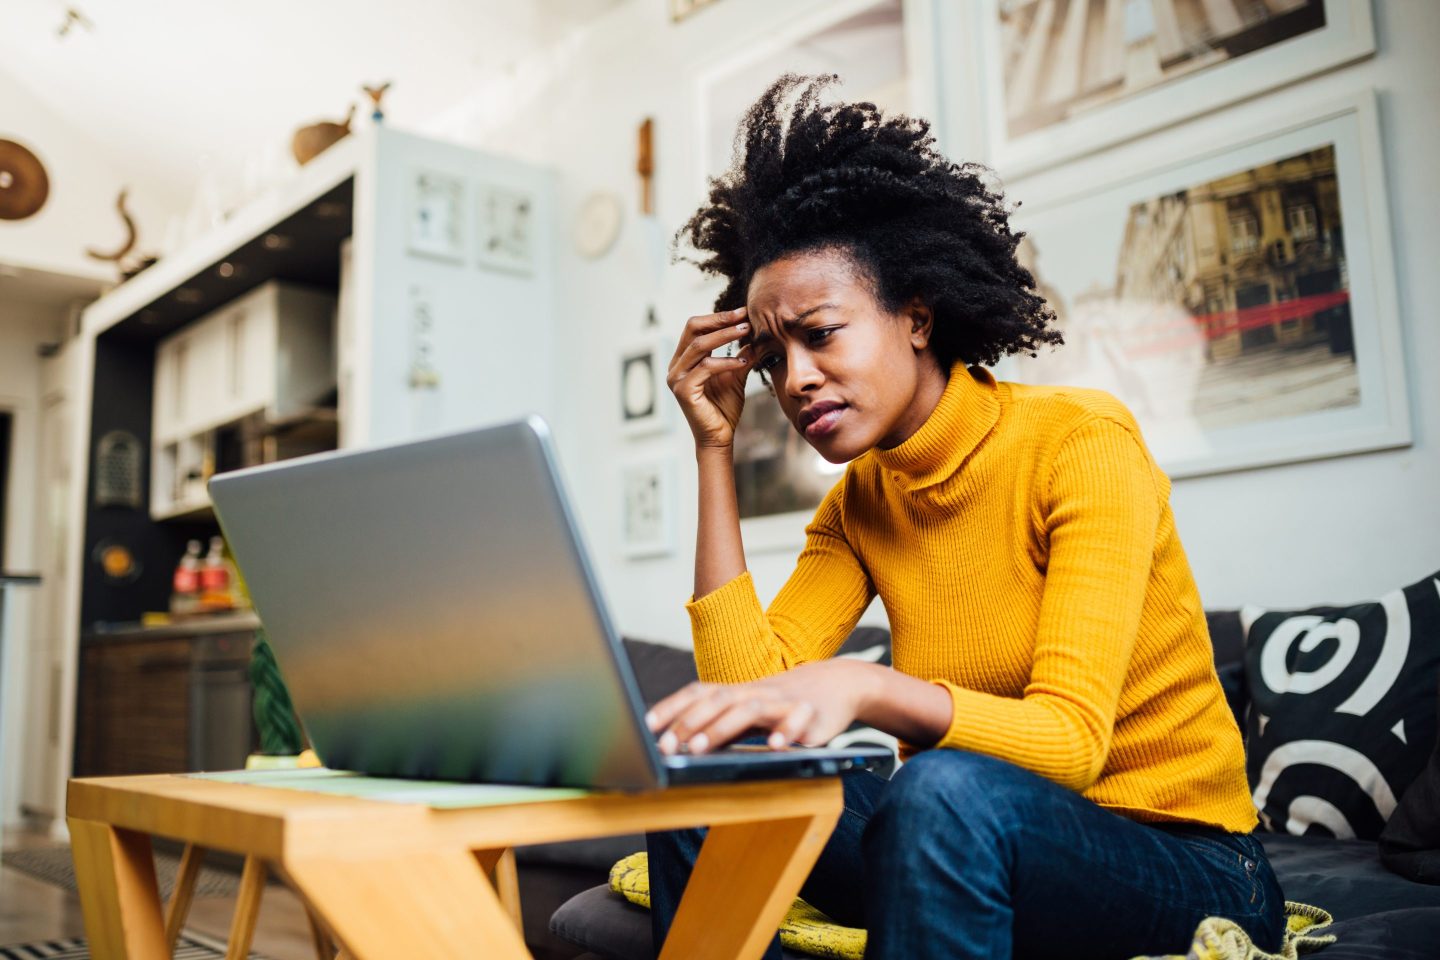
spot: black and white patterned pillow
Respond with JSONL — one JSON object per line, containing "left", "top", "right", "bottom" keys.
{"left": 1243, "top": 568, "right": 1440, "bottom": 840}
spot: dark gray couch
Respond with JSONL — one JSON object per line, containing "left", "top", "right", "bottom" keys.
{"left": 520, "top": 625, "right": 1440, "bottom": 960}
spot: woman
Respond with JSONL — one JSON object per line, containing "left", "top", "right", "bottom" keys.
{"left": 645, "top": 75, "right": 1284, "bottom": 959}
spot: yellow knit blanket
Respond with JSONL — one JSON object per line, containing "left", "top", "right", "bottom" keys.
{"left": 608, "top": 852, "right": 1337, "bottom": 960}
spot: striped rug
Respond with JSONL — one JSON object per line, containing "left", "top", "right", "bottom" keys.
{"left": 0, "top": 930, "right": 269, "bottom": 959}
{"left": 2, "top": 846, "right": 243, "bottom": 899}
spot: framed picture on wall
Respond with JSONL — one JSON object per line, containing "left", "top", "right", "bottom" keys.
{"left": 406, "top": 169, "right": 466, "bottom": 262}
{"left": 975, "top": 0, "right": 1375, "bottom": 177}
{"left": 476, "top": 183, "right": 535, "bottom": 275}
{"left": 1002, "top": 89, "right": 1408, "bottom": 479}
{"left": 620, "top": 335, "right": 673, "bottom": 437}
{"left": 621, "top": 457, "right": 676, "bottom": 558}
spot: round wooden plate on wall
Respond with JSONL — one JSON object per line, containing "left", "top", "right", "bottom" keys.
{"left": 0, "top": 138, "right": 50, "bottom": 221}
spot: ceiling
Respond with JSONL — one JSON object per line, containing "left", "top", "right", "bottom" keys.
{"left": 0, "top": 0, "right": 626, "bottom": 198}
{"left": 0, "top": 260, "right": 105, "bottom": 309}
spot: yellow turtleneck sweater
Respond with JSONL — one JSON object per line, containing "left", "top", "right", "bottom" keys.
{"left": 687, "top": 363, "right": 1257, "bottom": 832}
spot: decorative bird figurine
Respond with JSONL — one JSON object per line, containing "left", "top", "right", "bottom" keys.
{"left": 362, "top": 82, "right": 392, "bottom": 124}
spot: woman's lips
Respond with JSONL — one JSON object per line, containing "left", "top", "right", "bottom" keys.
{"left": 803, "top": 404, "right": 847, "bottom": 439}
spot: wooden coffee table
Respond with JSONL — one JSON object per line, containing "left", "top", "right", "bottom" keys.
{"left": 66, "top": 771, "right": 842, "bottom": 960}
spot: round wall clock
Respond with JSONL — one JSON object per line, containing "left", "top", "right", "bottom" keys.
{"left": 574, "top": 191, "right": 623, "bottom": 259}
{"left": 0, "top": 139, "right": 50, "bottom": 221}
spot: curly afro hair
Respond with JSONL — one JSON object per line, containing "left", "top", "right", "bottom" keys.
{"left": 678, "top": 74, "right": 1061, "bottom": 369}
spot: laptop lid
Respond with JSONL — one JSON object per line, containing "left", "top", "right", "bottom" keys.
{"left": 208, "top": 417, "right": 666, "bottom": 791}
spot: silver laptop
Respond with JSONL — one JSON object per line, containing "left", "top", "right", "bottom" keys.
{"left": 207, "top": 416, "right": 888, "bottom": 790}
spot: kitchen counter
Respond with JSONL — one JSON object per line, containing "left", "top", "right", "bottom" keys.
{"left": 83, "top": 611, "right": 262, "bottom": 644}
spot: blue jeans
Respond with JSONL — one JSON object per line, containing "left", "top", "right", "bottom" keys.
{"left": 646, "top": 750, "right": 1286, "bottom": 959}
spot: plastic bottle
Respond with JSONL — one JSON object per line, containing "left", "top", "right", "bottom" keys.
{"left": 171, "top": 539, "right": 203, "bottom": 617}
{"left": 199, "top": 535, "right": 234, "bottom": 613}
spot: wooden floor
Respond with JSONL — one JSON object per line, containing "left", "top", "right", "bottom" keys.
{"left": 3, "top": 827, "right": 318, "bottom": 959}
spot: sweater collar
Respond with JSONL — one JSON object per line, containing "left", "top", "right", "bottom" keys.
{"left": 872, "top": 363, "right": 1001, "bottom": 489}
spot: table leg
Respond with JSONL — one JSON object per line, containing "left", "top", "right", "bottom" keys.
{"left": 164, "top": 844, "right": 206, "bottom": 952}
{"left": 474, "top": 847, "right": 522, "bottom": 931}
{"left": 67, "top": 818, "right": 168, "bottom": 960}
{"left": 285, "top": 848, "right": 531, "bottom": 960}
{"left": 303, "top": 905, "right": 336, "bottom": 960}
{"left": 225, "top": 856, "right": 268, "bottom": 960}
{"left": 661, "top": 809, "right": 841, "bottom": 960}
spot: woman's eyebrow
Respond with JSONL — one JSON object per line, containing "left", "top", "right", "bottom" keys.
{"left": 748, "top": 303, "right": 838, "bottom": 345}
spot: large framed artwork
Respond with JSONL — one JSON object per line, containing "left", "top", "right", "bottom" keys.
{"left": 732, "top": 380, "right": 848, "bottom": 551}
{"left": 975, "top": 0, "right": 1374, "bottom": 176}
{"left": 1005, "top": 90, "right": 1408, "bottom": 479}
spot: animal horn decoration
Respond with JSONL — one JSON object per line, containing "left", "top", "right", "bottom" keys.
{"left": 362, "top": 81, "right": 392, "bottom": 123}
{"left": 87, "top": 189, "right": 138, "bottom": 263}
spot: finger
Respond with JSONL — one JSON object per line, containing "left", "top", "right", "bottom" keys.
{"left": 688, "top": 697, "right": 796, "bottom": 754}
{"left": 668, "top": 322, "right": 752, "bottom": 384}
{"left": 766, "top": 701, "right": 818, "bottom": 749}
{"left": 671, "top": 356, "right": 752, "bottom": 399}
{"left": 663, "top": 685, "right": 752, "bottom": 747}
{"left": 671, "top": 308, "right": 749, "bottom": 361}
{"left": 646, "top": 682, "right": 710, "bottom": 737}
{"left": 681, "top": 306, "right": 748, "bottom": 339}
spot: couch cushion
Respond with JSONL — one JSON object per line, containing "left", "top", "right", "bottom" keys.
{"left": 552, "top": 876, "right": 1440, "bottom": 960}
{"left": 550, "top": 884, "right": 813, "bottom": 960}
{"left": 1304, "top": 908, "right": 1440, "bottom": 960}
{"left": 1261, "top": 833, "right": 1440, "bottom": 921}
{"left": 1207, "top": 610, "right": 1246, "bottom": 669}
{"left": 515, "top": 834, "right": 646, "bottom": 872}
{"left": 620, "top": 638, "right": 698, "bottom": 707}
{"left": 1381, "top": 674, "right": 1440, "bottom": 884}
{"left": 1244, "top": 568, "right": 1440, "bottom": 840}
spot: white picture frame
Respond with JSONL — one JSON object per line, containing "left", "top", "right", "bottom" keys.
{"left": 690, "top": 0, "right": 923, "bottom": 189}
{"left": 974, "top": 0, "right": 1375, "bottom": 178}
{"left": 475, "top": 182, "right": 536, "bottom": 275}
{"left": 620, "top": 335, "right": 673, "bottom": 438}
{"left": 1001, "top": 89, "right": 1408, "bottom": 480}
{"left": 406, "top": 168, "right": 466, "bottom": 263}
{"left": 621, "top": 457, "right": 677, "bottom": 559}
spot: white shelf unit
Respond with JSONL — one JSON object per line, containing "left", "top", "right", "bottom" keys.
{"left": 36, "top": 125, "right": 558, "bottom": 832}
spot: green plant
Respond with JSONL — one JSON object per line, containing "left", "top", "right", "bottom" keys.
{"left": 250, "top": 628, "right": 304, "bottom": 755}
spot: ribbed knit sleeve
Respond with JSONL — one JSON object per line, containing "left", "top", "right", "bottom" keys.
{"left": 932, "top": 416, "right": 1161, "bottom": 791}
{"left": 687, "top": 480, "right": 875, "bottom": 685}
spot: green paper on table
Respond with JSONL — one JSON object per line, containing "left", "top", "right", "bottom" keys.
{"left": 187, "top": 768, "right": 591, "bottom": 809}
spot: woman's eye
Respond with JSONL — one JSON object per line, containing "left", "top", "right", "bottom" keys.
{"left": 808, "top": 327, "right": 836, "bottom": 345}
{"left": 754, "top": 353, "right": 781, "bottom": 372}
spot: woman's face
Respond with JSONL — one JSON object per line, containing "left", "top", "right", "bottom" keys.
{"left": 744, "top": 249, "right": 947, "bottom": 463}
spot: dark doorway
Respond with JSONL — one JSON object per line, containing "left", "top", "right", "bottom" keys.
{"left": 1236, "top": 282, "right": 1276, "bottom": 350}
{"left": 1298, "top": 268, "right": 1354, "bottom": 356}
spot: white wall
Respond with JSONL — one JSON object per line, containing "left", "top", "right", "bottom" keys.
{"left": 443, "top": 1, "right": 1440, "bottom": 645}
{"left": 0, "top": 67, "right": 182, "bottom": 282}
{"left": 0, "top": 302, "right": 68, "bottom": 824}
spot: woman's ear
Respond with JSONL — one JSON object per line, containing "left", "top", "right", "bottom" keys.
{"left": 906, "top": 298, "right": 934, "bottom": 350}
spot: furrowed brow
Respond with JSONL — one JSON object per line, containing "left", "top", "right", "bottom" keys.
{"left": 747, "top": 303, "right": 838, "bottom": 346}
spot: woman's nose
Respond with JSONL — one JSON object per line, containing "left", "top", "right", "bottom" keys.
{"left": 785, "top": 352, "right": 823, "bottom": 396}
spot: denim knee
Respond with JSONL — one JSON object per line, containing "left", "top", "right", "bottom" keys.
{"left": 867, "top": 750, "right": 1038, "bottom": 847}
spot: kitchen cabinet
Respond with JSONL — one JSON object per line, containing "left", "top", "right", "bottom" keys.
{"left": 151, "top": 281, "right": 335, "bottom": 519}
{"left": 75, "top": 622, "right": 259, "bottom": 778}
